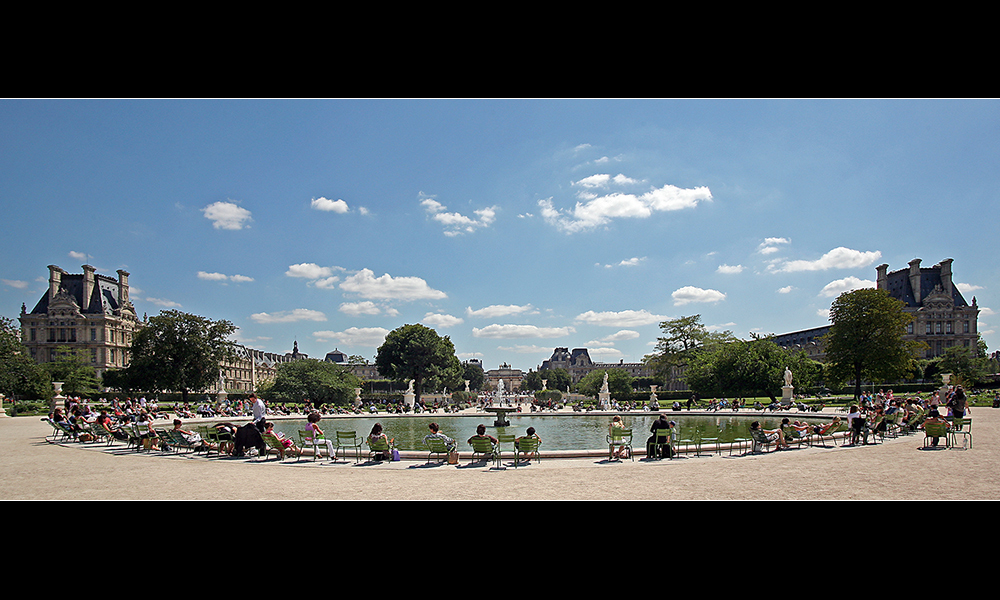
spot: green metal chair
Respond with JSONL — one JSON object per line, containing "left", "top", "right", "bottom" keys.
{"left": 606, "top": 428, "right": 633, "bottom": 461}
{"left": 923, "top": 421, "right": 950, "bottom": 449}
{"left": 424, "top": 436, "right": 452, "bottom": 463}
{"left": 468, "top": 436, "right": 499, "bottom": 467}
{"left": 495, "top": 433, "right": 516, "bottom": 469}
{"left": 366, "top": 435, "right": 396, "bottom": 462}
{"left": 749, "top": 427, "right": 775, "bottom": 453}
{"left": 335, "top": 431, "right": 364, "bottom": 463}
{"left": 948, "top": 417, "right": 972, "bottom": 449}
{"left": 514, "top": 436, "right": 540, "bottom": 467}
{"left": 648, "top": 428, "right": 673, "bottom": 460}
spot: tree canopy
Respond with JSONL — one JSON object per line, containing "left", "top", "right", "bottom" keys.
{"left": 116, "top": 310, "right": 238, "bottom": 402}
{"left": 262, "top": 358, "right": 360, "bottom": 405}
{"left": 0, "top": 316, "right": 51, "bottom": 401}
{"left": 374, "top": 324, "right": 460, "bottom": 403}
{"left": 576, "top": 368, "right": 634, "bottom": 401}
{"left": 823, "top": 288, "right": 924, "bottom": 399}
{"left": 643, "top": 315, "right": 735, "bottom": 385}
{"left": 685, "top": 335, "right": 822, "bottom": 400}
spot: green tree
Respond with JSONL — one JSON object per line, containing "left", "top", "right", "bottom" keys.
{"left": 263, "top": 358, "right": 360, "bottom": 405}
{"left": 121, "top": 310, "right": 238, "bottom": 403}
{"left": 375, "top": 324, "right": 459, "bottom": 404}
{"left": 643, "top": 315, "right": 735, "bottom": 385}
{"left": 42, "top": 346, "right": 101, "bottom": 396}
{"left": 685, "top": 335, "right": 821, "bottom": 401}
{"left": 462, "top": 361, "right": 485, "bottom": 392}
{"left": 520, "top": 367, "right": 570, "bottom": 393}
{"left": 0, "top": 316, "right": 51, "bottom": 402}
{"left": 823, "top": 288, "right": 924, "bottom": 400}
{"left": 936, "top": 344, "right": 991, "bottom": 386}
{"left": 576, "top": 368, "right": 634, "bottom": 401}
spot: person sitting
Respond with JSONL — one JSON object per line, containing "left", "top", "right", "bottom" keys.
{"left": 750, "top": 421, "right": 788, "bottom": 450}
{"left": 515, "top": 427, "right": 542, "bottom": 461}
{"left": 811, "top": 416, "right": 842, "bottom": 436}
{"left": 303, "top": 412, "right": 337, "bottom": 460}
{"left": 467, "top": 423, "right": 498, "bottom": 458}
{"left": 368, "top": 422, "right": 394, "bottom": 461}
{"left": 172, "top": 419, "right": 212, "bottom": 451}
{"left": 423, "top": 422, "right": 456, "bottom": 452}
{"left": 608, "top": 415, "right": 628, "bottom": 459}
{"left": 780, "top": 418, "right": 809, "bottom": 443}
{"left": 263, "top": 421, "right": 299, "bottom": 454}
{"left": 922, "top": 408, "right": 950, "bottom": 447}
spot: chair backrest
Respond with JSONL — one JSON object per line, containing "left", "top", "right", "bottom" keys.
{"left": 368, "top": 436, "right": 390, "bottom": 451}
{"left": 925, "top": 421, "right": 947, "bottom": 436}
{"left": 298, "top": 430, "right": 317, "bottom": 446}
{"left": 951, "top": 417, "right": 966, "bottom": 430}
{"left": 750, "top": 428, "right": 768, "bottom": 442}
{"left": 517, "top": 436, "right": 539, "bottom": 453}
{"left": 336, "top": 431, "right": 360, "bottom": 444}
{"left": 262, "top": 432, "right": 283, "bottom": 449}
{"left": 426, "top": 436, "right": 449, "bottom": 452}
{"left": 497, "top": 433, "right": 516, "bottom": 445}
{"left": 469, "top": 437, "right": 495, "bottom": 452}
{"left": 609, "top": 428, "right": 632, "bottom": 443}
{"left": 654, "top": 428, "right": 671, "bottom": 443}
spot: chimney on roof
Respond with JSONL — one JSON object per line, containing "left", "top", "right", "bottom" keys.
{"left": 876, "top": 264, "right": 889, "bottom": 291}
{"left": 939, "top": 258, "right": 954, "bottom": 298}
{"left": 117, "top": 269, "right": 130, "bottom": 308}
{"left": 48, "top": 265, "right": 65, "bottom": 303}
{"left": 909, "top": 259, "right": 922, "bottom": 305}
{"left": 82, "top": 265, "right": 96, "bottom": 311}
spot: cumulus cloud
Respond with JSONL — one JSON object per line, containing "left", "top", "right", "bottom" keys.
{"left": 422, "top": 312, "right": 464, "bottom": 328}
{"left": 69, "top": 251, "right": 88, "bottom": 261}
{"left": 310, "top": 197, "right": 350, "bottom": 213}
{"left": 539, "top": 181, "right": 712, "bottom": 233}
{"left": 671, "top": 286, "right": 726, "bottom": 306}
{"left": 145, "top": 297, "right": 182, "bottom": 308}
{"left": 589, "top": 330, "right": 641, "bottom": 345}
{"left": 472, "top": 324, "right": 575, "bottom": 339}
{"left": 2, "top": 279, "right": 28, "bottom": 289}
{"left": 717, "top": 264, "right": 743, "bottom": 274}
{"left": 757, "top": 237, "right": 790, "bottom": 254}
{"left": 601, "top": 257, "right": 646, "bottom": 268}
{"left": 340, "top": 268, "right": 447, "bottom": 301}
{"left": 466, "top": 304, "right": 536, "bottom": 318}
{"left": 421, "top": 195, "right": 497, "bottom": 236}
{"left": 574, "top": 309, "right": 667, "bottom": 327}
{"left": 286, "top": 263, "right": 338, "bottom": 279}
{"left": 250, "top": 308, "right": 327, "bottom": 324}
{"left": 777, "top": 286, "right": 795, "bottom": 294}
{"left": 202, "top": 201, "right": 252, "bottom": 230}
{"left": 770, "top": 247, "right": 882, "bottom": 273}
{"left": 198, "top": 271, "right": 254, "bottom": 283}
{"left": 338, "top": 301, "right": 398, "bottom": 317}
{"left": 313, "top": 327, "right": 389, "bottom": 347}
{"left": 818, "top": 276, "right": 875, "bottom": 297}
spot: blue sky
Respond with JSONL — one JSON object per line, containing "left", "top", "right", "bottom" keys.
{"left": 2, "top": 99, "right": 998, "bottom": 374}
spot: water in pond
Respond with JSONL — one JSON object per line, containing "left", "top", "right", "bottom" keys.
{"left": 266, "top": 413, "right": 825, "bottom": 452}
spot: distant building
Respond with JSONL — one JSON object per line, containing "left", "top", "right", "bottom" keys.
{"left": 325, "top": 348, "right": 380, "bottom": 379}
{"left": 539, "top": 347, "right": 654, "bottom": 385}
{"left": 775, "top": 257, "right": 980, "bottom": 361}
{"left": 485, "top": 362, "right": 524, "bottom": 391}
{"left": 19, "top": 265, "right": 141, "bottom": 379}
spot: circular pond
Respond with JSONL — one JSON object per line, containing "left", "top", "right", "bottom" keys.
{"left": 265, "top": 412, "right": 827, "bottom": 452}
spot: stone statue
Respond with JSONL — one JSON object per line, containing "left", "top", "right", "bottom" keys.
{"left": 784, "top": 367, "right": 793, "bottom": 387}
{"left": 406, "top": 379, "right": 414, "bottom": 394}
{"left": 600, "top": 372, "right": 610, "bottom": 394}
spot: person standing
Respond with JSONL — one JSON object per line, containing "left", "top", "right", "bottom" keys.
{"left": 251, "top": 394, "right": 267, "bottom": 430}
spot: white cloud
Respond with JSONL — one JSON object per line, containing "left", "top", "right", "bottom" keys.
{"left": 757, "top": 237, "right": 790, "bottom": 255}
{"left": 588, "top": 347, "right": 625, "bottom": 360}
{"left": 285, "top": 263, "right": 338, "bottom": 279}
{"left": 770, "top": 247, "right": 882, "bottom": 273}
{"left": 818, "top": 276, "right": 875, "bottom": 297}
{"left": 717, "top": 264, "right": 744, "bottom": 274}
{"left": 539, "top": 182, "right": 712, "bottom": 233}
{"left": 589, "top": 330, "right": 641, "bottom": 345}
{"left": 340, "top": 268, "right": 446, "bottom": 301}
{"left": 777, "top": 286, "right": 795, "bottom": 294}
{"left": 422, "top": 312, "right": 464, "bottom": 328}
{"left": 198, "top": 271, "right": 253, "bottom": 283}
{"left": 466, "top": 304, "right": 536, "bottom": 318}
{"left": 496, "top": 344, "right": 554, "bottom": 355}
{"left": 68, "top": 250, "right": 88, "bottom": 261}
{"left": 601, "top": 257, "right": 646, "bottom": 268}
{"left": 145, "top": 297, "right": 182, "bottom": 308}
{"left": 249, "top": 308, "right": 327, "bottom": 324}
{"left": 202, "top": 201, "right": 252, "bottom": 230}
{"left": 957, "top": 282, "right": 984, "bottom": 294}
{"left": 310, "top": 197, "right": 350, "bottom": 213}
{"left": 339, "top": 301, "right": 398, "bottom": 317}
{"left": 572, "top": 173, "right": 641, "bottom": 189}
{"left": 421, "top": 195, "right": 497, "bottom": 236}
{"left": 574, "top": 309, "right": 667, "bottom": 327}
{"left": 672, "top": 286, "right": 726, "bottom": 306}
{"left": 313, "top": 327, "right": 390, "bottom": 347}
{"left": 2, "top": 279, "right": 28, "bottom": 289}
{"left": 472, "top": 324, "right": 575, "bottom": 339}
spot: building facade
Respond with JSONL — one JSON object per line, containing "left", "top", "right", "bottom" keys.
{"left": 19, "top": 265, "right": 141, "bottom": 379}
{"left": 775, "top": 258, "right": 980, "bottom": 361}
{"left": 539, "top": 347, "right": 654, "bottom": 385}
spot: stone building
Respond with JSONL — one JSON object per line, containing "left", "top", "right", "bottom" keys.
{"left": 539, "top": 347, "right": 654, "bottom": 385}
{"left": 877, "top": 258, "right": 980, "bottom": 358}
{"left": 775, "top": 257, "right": 980, "bottom": 361}
{"left": 485, "top": 362, "right": 524, "bottom": 391}
{"left": 19, "top": 265, "right": 141, "bottom": 378}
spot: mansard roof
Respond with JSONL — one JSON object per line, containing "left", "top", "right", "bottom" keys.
{"left": 28, "top": 272, "right": 124, "bottom": 316}
{"left": 883, "top": 265, "right": 970, "bottom": 309}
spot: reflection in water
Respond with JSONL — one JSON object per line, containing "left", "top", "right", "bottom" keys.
{"left": 267, "top": 413, "right": 824, "bottom": 452}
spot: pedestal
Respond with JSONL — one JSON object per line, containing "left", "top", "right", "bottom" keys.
{"left": 485, "top": 406, "right": 513, "bottom": 427}
{"left": 599, "top": 392, "right": 611, "bottom": 410}
{"left": 404, "top": 391, "right": 415, "bottom": 410}
{"left": 782, "top": 386, "right": 794, "bottom": 401}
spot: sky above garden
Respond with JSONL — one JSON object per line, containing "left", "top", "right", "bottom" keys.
{"left": 2, "top": 98, "right": 997, "bottom": 372}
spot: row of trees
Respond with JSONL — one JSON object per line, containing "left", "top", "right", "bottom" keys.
{"left": 4, "top": 288, "right": 994, "bottom": 408}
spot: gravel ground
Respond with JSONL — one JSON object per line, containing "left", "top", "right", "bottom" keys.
{"left": 2, "top": 407, "right": 996, "bottom": 500}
